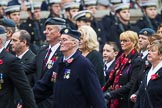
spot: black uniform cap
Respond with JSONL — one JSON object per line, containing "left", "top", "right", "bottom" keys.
{"left": 60, "top": 27, "right": 81, "bottom": 40}
{"left": 45, "top": 17, "right": 66, "bottom": 26}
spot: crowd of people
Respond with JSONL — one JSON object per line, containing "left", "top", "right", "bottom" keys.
{"left": 0, "top": 0, "right": 162, "bottom": 108}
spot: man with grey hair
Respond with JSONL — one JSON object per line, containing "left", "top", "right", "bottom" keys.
{"left": 29, "top": 17, "right": 65, "bottom": 108}
{"left": 0, "top": 27, "right": 37, "bottom": 108}
{"left": 33, "top": 27, "right": 107, "bottom": 108}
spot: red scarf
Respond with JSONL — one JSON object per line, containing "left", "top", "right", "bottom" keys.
{"left": 108, "top": 49, "right": 136, "bottom": 108}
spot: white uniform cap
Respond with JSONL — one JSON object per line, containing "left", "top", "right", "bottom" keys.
{"left": 26, "top": 2, "right": 41, "bottom": 9}
{"left": 72, "top": 10, "right": 93, "bottom": 21}
{"left": 114, "top": 3, "right": 130, "bottom": 12}
{"left": 110, "top": 0, "right": 130, "bottom": 4}
{"left": 49, "top": 0, "right": 62, "bottom": 4}
{"left": 97, "top": 0, "right": 110, "bottom": 6}
{"left": 140, "top": 1, "right": 157, "bottom": 7}
{"left": 84, "top": 0, "right": 97, "bottom": 6}
{"left": 5, "top": 5, "right": 21, "bottom": 13}
{"left": 64, "top": 2, "right": 80, "bottom": 9}
{"left": 0, "top": 1, "right": 7, "bottom": 6}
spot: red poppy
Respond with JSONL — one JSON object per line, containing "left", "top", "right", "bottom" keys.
{"left": 51, "top": 57, "right": 57, "bottom": 62}
{"left": 131, "top": 49, "right": 135, "bottom": 55}
{"left": 0, "top": 59, "right": 3, "bottom": 65}
{"left": 151, "top": 73, "right": 159, "bottom": 80}
{"left": 67, "top": 58, "right": 73, "bottom": 63}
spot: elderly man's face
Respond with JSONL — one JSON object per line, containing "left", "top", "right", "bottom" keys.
{"left": 60, "top": 34, "right": 75, "bottom": 53}
{"left": 44, "top": 25, "right": 61, "bottom": 44}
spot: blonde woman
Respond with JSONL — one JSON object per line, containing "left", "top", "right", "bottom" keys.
{"left": 103, "top": 31, "right": 143, "bottom": 108}
{"left": 78, "top": 25, "right": 105, "bottom": 86}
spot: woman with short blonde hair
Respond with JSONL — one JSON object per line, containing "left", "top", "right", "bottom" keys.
{"left": 78, "top": 25, "right": 105, "bottom": 86}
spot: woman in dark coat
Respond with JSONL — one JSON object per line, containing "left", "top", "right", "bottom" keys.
{"left": 78, "top": 25, "right": 105, "bottom": 86}
{"left": 134, "top": 40, "right": 162, "bottom": 108}
{"left": 103, "top": 30, "right": 143, "bottom": 108}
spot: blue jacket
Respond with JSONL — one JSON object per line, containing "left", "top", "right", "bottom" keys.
{"left": 33, "top": 50, "right": 107, "bottom": 108}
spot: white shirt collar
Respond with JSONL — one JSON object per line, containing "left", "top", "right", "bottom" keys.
{"left": 47, "top": 43, "right": 60, "bottom": 61}
{"left": 147, "top": 61, "right": 162, "bottom": 85}
{"left": 17, "top": 49, "right": 29, "bottom": 59}
{"left": 63, "top": 51, "right": 76, "bottom": 62}
{"left": 4, "top": 40, "right": 11, "bottom": 48}
{"left": 105, "top": 59, "right": 115, "bottom": 70}
{"left": 0, "top": 47, "right": 4, "bottom": 53}
{"left": 141, "top": 50, "right": 148, "bottom": 59}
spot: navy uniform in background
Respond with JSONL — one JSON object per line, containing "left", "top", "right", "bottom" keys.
{"left": 4, "top": 5, "right": 21, "bottom": 29}
{"left": 33, "top": 27, "right": 107, "bottom": 108}
{"left": 8, "top": 0, "right": 28, "bottom": 6}
{"left": 73, "top": 10, "right": 106, "bottom": 52}
{"left": 96, "top": 0, "right": 110, "bottom": 11}
{"left": 47, "top": 0, "right": 62, "bottom": 18}
{"left": 0, "top": 27, "right": 37, "bottom": 108}
{"left": 64, "top": 2, "right": 80, "bottom": 30}
{"left": 108, "top": 3, "right": 139, "bottom": 54}
{"left": 84, "top": 0, "right": 107, "bottom": 51}
{"left": 100, "top": 0, "right": 130, "bottom": 39}
{"left": 135, "top": 1, "right": 160, "bottom": 31}
{"left": 0, "top": 1, "right": 7, "bottom": 18}
{"left": 20, "top": 3, "right": 46, "bottom": 54}
{"left": 84, "top": 0, "right": 97, "bottom": 15}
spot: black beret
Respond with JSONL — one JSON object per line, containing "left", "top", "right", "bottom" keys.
{"left": 45, "top": 17, "right": 66, "bottom": 26}
{"left": 139, "top": 28, "right": 155, "bottom": 36}
{"left": 0, "top": 17, "right": 16, "bottom": 27}
{"left": 0, "top": 27, "right": 6, "bottom": 35}
{"left": 60, "top": 27, "right": 81, "bottom": 40}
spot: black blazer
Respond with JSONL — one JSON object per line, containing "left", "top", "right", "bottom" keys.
{"left": 134, "top": 67, "right": 162, "bottom": 108}
{"left": 105, "top": 60, "right": 116, "bottom": 81}
{"left": 21, "top": 49, "right": 36, "bottom": 87}
{"left": 30, "top": 45, "right": 62, "bottom": 108}
{"left": 0, "top": 49, "right": 37, "bottom": 108}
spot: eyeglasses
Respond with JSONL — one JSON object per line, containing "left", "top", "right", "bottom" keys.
{"left": 60, "top": 38, "right": 75, "bottom": 42}
{"left": 120, "top": 39, "right": 131, "bottom": 43}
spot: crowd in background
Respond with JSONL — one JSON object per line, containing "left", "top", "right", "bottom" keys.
{"left": 0, "top": 0, "right": 162, "bottom": 108}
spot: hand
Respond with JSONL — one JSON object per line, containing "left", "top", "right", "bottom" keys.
{"left": 130, "top": 94, "right": 137, "bottom": 103}
{"left": 104, "top": 91, "right": 111, "bottom": 100}
{"left": 17, "top": 103, "right": 23, "bottom": 108}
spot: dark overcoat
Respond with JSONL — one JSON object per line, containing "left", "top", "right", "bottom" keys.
{"left": 33, "top": 50, "right": 107, "bottom": 108}
{"left": 0, "top": 49, "right": 37, "bottom": 108}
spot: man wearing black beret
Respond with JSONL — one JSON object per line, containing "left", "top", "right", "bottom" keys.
{"left": 0, "top": 17, "right": 16, "bottom": 53}
{"left": 33, "top": 27, "right": 107, "bottom": 108}
{"left": 27, "top": 17, "right": 65, "bottom": 108}
{"left": 0, "top": 26, "right": 37, "bottom": 108}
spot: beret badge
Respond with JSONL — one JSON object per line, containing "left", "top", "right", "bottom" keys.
{"left": 85, "top": 13, "right": 91, "bottom": 18}
{"left": 144, "top": 31, "right": 147, "bottom": 35}
{"left": 64, "top": 29, "right": 69, "bottom": 33}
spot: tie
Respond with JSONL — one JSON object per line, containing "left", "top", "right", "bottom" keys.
{"left": 43, "top": 48, "right": 52, "bottom": 70}
{"left": 104, "top": 64, "right": 107, "bottom": 77}
{"left": 139, "top": 53, "right": 143, "bottom": 58}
